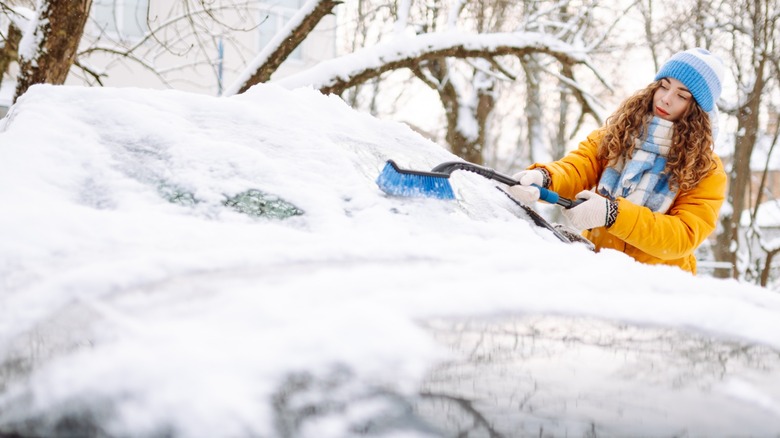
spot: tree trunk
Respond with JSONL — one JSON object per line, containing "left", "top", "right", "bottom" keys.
{"left": 434, "top": 61, "right": 479, "bottom": 164}
{"left": 413, "top": 57, "right": 488, "bottom": 165}
{"left": 14, "top": 0, "right": 92, "bottom": 102}
{"left": 474, "top": 70, "right": 494, "bottom": 164}
{"left": 0, "top": 24, "right": 21, "bottom": 80}
{"left": 713, "top": 66, "right": 765, "bottom": 278}
{"left": 521, "top": 54, "right": 548, "bottom": 163}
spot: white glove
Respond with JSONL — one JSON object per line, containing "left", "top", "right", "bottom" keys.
{"left": 561, "top": 190, "right": 613, "bottom": 231}
{"left": 506, "top": 170, "right": 545, "bottom": 204}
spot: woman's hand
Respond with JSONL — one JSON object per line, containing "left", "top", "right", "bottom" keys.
{"left": 506, "top": 170, "right": 545, "bottom": 204}
{"left": 562, "top": 190, "right": 616, "bottom": 230}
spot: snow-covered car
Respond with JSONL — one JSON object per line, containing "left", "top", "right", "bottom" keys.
{"left": 1, "top": 84, "right": 779, "bottom": 437}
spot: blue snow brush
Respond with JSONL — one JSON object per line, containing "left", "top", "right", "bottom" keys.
{"left": 376, "top": 159, "right": 584, "bottom": 208}
{"left": 376, "top": 160, "right": 456, "bottom": 200}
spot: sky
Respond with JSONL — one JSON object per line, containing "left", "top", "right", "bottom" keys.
{"left": 1, "top": 83, "right": 780, "bottom": 436}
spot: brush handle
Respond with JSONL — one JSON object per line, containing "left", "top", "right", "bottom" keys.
{"left": 430, "top": 161, "right": 584, "bottom": 209}
{"left": 532, "top": 184, "right": 584, "bottom": 209}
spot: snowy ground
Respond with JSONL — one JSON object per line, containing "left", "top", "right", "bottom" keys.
{"left": 1, "top": 84, "right": 779, "bottom": 437}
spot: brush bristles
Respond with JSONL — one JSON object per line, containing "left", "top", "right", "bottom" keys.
{"left": 376, "top": 160, "right": 455, "bottom": 200}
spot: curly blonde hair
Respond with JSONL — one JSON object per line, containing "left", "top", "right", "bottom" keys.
{"left": 598, "top": 81, "right": 716, "bottom": 192}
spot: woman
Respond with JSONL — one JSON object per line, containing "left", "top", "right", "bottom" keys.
{"left": 508, "top": 48, "right": 727, "bottom": 274}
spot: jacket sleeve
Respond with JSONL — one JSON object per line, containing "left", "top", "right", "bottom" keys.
{"left": 529, "top": 129, "right": 606, "bottom": 200}
{"left": 607, "top": 156, "right": 727, "bottom": 260}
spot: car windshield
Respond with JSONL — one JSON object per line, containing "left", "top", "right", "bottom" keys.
{"left": 416, "top": 315, "right": 780, "bottom": 436}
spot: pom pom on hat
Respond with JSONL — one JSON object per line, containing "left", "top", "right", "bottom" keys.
{"left": 654, "top": 48, "right": 724, "bottom": 112}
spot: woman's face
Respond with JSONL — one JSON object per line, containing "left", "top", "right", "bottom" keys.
{"left": 653, "top": 78, "right": 693, "bottom": 121}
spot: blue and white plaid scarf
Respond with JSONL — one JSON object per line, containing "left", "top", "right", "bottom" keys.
{"left": 597, "top": 117, "right": 677, "bottom": 213}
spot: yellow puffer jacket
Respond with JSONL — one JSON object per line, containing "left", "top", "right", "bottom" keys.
{"left": 530, "top": 128, "right": 727, "bottom": 274}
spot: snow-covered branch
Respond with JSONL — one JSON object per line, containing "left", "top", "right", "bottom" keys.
{"left": 274, "top": 32, "right": 594, "bottom": 95}
{"left": 224, "top": 0, "right": 341, "bottom": 96}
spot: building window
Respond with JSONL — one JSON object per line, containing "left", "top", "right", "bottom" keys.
{"left": 91, "top": 0, "right": 149, "bottom": 40}
{"left": 259, "top": 0, "right": 304, "bottom": 60}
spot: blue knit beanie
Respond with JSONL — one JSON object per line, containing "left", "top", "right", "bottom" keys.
{"left": 654, "top": 48, "right": 724, "bottom": 112}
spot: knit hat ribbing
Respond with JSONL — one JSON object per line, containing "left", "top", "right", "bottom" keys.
{"left": 654, "top": 48, "right": 724, "bottom": 112}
